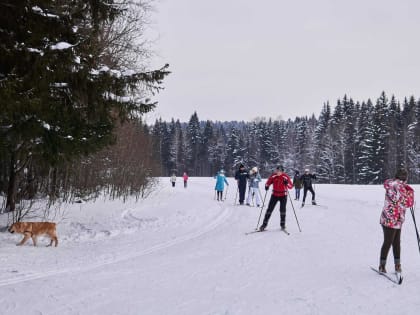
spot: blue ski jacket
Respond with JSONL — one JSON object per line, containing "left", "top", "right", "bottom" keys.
{"left": 214, "top": 174, "right": 229, "bottom": 191}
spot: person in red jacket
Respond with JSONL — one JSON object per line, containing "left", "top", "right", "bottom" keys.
{"left": 183, "top": 172, "right": 189, "bottom": 188}
{"left": 259, "top": 165, "right": 293, "bottom": 231}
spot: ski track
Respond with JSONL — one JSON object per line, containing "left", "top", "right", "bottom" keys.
{"left": 2, "top": 180, "right": 420, "bottom": 315}
{"left": 0, "top": 202, "right": 232, "bottom": 288}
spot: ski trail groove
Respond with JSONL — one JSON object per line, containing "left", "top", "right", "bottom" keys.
{"left": 0, "top": 205, "right": 232, "bottom": 287}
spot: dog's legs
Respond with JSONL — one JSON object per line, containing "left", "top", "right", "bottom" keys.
{"left": 17, "top": 233, "right": 31, "bottom": 246}
{"left": 53, "top": 234, "right": 58, "bottom": 247}
{"left": 47, "top": 233, "right": 58, "bottom": 247}
{"left": 31, "top": 235, "right": 38, "bottom": 246}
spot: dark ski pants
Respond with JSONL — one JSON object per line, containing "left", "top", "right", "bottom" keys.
{"left": 171, "top": 182, "right": 175, "bottom": 187}
{"left": 216, "top": 190, "right": 223, "bottom": 200}
{"left": 184, "top": 181, "right": 187, "bottom": 188}
{"left": 295, "top": 188, "right": 301, "bottom": 200}
{"left": 380, "top": 225, "right": 401, "bottom": 265}
{"left": 238, "top": 184, "right": 246, "bottom": 204}
{"left": 302, "top": 186, "right": 315, "bottom": 202}
{"left": 261, "top": 195, "right": 287, "bottom": 228}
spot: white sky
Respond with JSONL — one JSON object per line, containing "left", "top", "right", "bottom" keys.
{"left": 147, "top": 0, "right": 420, "bottom": 122}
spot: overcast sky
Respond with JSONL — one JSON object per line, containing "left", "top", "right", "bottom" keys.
{"left": 147, "top": 0, "right": 420, "bottom": 122}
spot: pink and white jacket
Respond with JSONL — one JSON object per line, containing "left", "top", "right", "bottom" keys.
{"left": 380, "top": 179, "right": 414, "bottom": 229}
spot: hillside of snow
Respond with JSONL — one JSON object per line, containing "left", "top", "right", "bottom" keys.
{"left": 0, "top": 178, "right": 419, "bottom": 315}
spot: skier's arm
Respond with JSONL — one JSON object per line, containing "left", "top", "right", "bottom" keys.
{"left": 265, "top": 175, "right": 273, "bottom": 190}
{"left": 283, "top": 175, "right": 293, "bottom": 189}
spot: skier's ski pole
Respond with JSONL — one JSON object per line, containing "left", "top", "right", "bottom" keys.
{"left": 288, "top": 190, "right": 302, "bottom": 232}
{"left": 224, "top": 185, "right": 229, "bottom": 201}
{"left": 409, "top": 206, "right": 420, "bottom": 255}
{"left": 214, "top": 190, "right": 216, "bottom": 200}
{"left": 234, "top": 186, "right": 239, "bottom": 205}
{"left": 255, "top": 190, "right": 268, "bottom": 230}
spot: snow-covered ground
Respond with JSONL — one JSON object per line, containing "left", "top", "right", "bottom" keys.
{"left": 0, "top": 178, "right": 419, "bottom": 315}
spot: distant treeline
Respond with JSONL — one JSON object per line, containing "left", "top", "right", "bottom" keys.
{"left": 151, "top": 92, "right": 420, "bottom": 184}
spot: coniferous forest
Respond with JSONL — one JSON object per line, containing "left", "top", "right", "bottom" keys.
{"left": 0, "top": 1, "right": 169, "bottom": 215}
{"left": 151, "top": 92, "right": 420, "bottom": 184}
{"left": 1, "top": 2, "right": 420, "bottom": 216}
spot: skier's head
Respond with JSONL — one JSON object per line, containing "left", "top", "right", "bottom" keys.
{"left": 276, "top": 165, "right": 284, "bottom": 174}
{"left": 304, "top": 168, "right": 309, "bottom": 173}
{"left": 220, "top": 169, "right": 225, "bottom": 174}
{"left": 251, "top": 166, "right": 258, "bottom": 174}
{"left": 239, "top": 163, "right": 244, "bottom": 169}
{"left": 295, "top": 170, "right": 300, "bottom": 175}
{"left": 395, "top": 168, "right": 408, "bottom": 182}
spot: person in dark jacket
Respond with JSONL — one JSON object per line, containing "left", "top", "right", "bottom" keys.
{"left": 300, "top": 168, "right": 316, "bottom": 206}
{"left": 235, "top": 164, "right": 249, "bottom": 205}
{"left": 259, "top": 165, "right": 293, "bottom": 231}
{"left": 293, "top": 170, "right": 303, "bottom": 200}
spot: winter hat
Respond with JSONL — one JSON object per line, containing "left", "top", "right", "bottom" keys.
{"left": 239, "top": 163, "right": 244, "bottom": 168}
{"left": 395, "top": 168, "right": 408, "bottom": 181}
{"left": 276, "top": 165, "right": 284, "bottom": 172}
{"left": 220, "top": 169, "right": 225, "bottom": 174}
{"left": 295, "top": 170, "right": 300, "bottom": 175}
{"left": 252, "top": 166, "right": 258, "bottom": 173}
{"left": 305, "top": 168, "right": 309, "bottom": 172}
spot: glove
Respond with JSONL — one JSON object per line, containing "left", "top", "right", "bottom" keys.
{"left": 265, "top": 186, "right": 269, "bottom": 191}
{"left": 283, "top": 179, "right": 288, "bottom": 185}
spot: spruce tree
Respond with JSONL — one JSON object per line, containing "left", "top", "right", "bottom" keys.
{"left": 0, "top": 1, "right": 169, "bottom": 210}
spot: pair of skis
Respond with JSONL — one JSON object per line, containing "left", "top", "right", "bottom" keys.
{"left": 245, "top": 228, "right": 290, "bottom": 236}
{"left": 370, "top": 266, "right": 403, "bottom": 285}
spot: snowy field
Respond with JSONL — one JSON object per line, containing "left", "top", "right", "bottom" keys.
{"left": 0, "top": 177, "right": 419, "bottom": 315}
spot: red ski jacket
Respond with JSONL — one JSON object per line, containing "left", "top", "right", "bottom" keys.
{"left": 265, "top": 173, "right": 293, "bottom": 197}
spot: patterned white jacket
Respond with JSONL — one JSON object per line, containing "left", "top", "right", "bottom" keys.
{"left": 380, "top": 179, "right": 414, "bottom": 229}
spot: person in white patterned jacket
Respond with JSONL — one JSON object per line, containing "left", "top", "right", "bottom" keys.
{"left": 378, "top": 168, "right": 414, "bottom": 273}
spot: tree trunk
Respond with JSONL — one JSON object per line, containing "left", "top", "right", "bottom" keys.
{"left": 6, "top": 152, "right": 17, "bottom": 213}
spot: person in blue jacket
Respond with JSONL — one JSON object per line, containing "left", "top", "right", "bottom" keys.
{"left": 214, "top": 170, "right": 229, "bottom": 201}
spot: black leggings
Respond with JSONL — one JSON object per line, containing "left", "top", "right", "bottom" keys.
{"left": 303, "top": 186, "right": 315, "bottom": 202}
{"left": 262, "top": 195, "right": 287, "bottom": 227}
{"left": 380, "top": 225, "right": 401, "bottom": 264}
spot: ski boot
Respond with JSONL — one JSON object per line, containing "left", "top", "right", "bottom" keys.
{"left": 395, "top": 263, "right": 402, "bottom": 273}
{"left": 378, "top": 264, "right": 386, "bottom": 273}
{"left": 259, "top": 225, "right": 266, "bottom": 232}
{"left": 312, "top": 200, "right": 317, "bottom": 205}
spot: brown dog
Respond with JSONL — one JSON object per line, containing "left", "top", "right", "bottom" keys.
{"left": 8, "top": 222, "right": 58, "bottom": 247}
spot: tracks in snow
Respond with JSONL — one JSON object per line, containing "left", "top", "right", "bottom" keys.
{"left": 0, "top": 204, "right": 232, "bottom": 288}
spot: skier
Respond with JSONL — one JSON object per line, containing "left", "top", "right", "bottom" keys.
{"left": 246, "top": 167, "right": 262, "bottom": 207}
{"left": 300, "top": 169, "right": 316, "bottom": 206}
{"left": 235, "top": 164, "right": 249, "bottom": 205}
{"left": 214, "top": 170, "right": 229, "bottom": 201}
{"left": 293, "top": 170, "right": 303, "bottom": 201}
{"left": 378, "top": 168, "right": 414, "bottom": 273}
{"left": 170, "top": 174, "right": 176, "bottom": 187}
{"left": 183, "top": 172, "right": 188, "bottom": 188}
{"left": 259, "top": 165, "right": 293, "bottom": 231}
